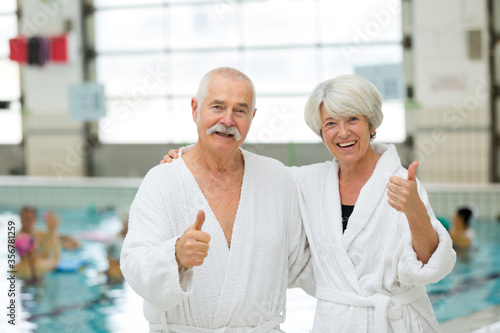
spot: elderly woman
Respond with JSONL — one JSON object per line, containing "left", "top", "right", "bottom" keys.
{"left": 292, "top": 75, "right": 456, "bottom": 332}
{"left": 161, "top": 75, "right": 456, "bottom": 332}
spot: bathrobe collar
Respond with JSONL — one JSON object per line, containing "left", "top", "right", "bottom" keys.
{"left": 326, "top": 143, "right": 402, "bottom": 292}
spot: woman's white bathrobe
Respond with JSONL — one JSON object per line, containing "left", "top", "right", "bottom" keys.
{"left": 291, "top": 143, "right": 456, "bottom": 333}
{"left": 121, "top": 149, "right": 314, "bottom": 332}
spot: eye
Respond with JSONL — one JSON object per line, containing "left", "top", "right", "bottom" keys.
{"left": 212, "top": 105, "right": 222, "bottom": 110}
{"left": 324, "top": 121, "right": 336, "bottom": 127}
{"left": 348, "top": 117, "right": 359, "bottom": 122}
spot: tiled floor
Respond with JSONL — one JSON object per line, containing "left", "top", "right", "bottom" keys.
{"left": 440, "top": 305, "right": 500, "bottom": 333}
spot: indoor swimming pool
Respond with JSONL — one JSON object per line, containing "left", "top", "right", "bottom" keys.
{"left": 427, "top": 218, "right": 500, "bottom": 323}
{"left": 0, "top": 209, "right": 148, "bottom": 333}
{"left": 1, "top": 209, "right": 499, "bottom": 332}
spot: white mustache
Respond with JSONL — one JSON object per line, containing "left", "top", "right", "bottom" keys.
{"left": 206, "top": 123, "right": 242, "bottom": 141}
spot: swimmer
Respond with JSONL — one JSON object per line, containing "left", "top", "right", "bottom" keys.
{"left": 105, "top": 217, "right": 129, "bottom": 284}
{"left": 15, "top": 211, "right": 61, "bottom": 282}
{"left": 450, "top": 206, "right": 474, "bottom": 249}
{"left": 19, "top": 206, "right": 81, "bottom": 251}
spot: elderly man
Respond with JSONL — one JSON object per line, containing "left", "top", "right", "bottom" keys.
{"left": 121, "top": 67, "right": 313, "bottom": 332}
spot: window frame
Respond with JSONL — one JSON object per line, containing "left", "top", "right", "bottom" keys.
{"left": 0, "top": 3, "right": 22, "bottom": 145}
{"left": 90, "top": 0, "right": 405, "bottom": 144}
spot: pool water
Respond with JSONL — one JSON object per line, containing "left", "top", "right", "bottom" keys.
{"left": 0, "top": 209, "right": 148, "bottom": 333}
{"left": 427, "top": 219, "right": 500, "bottom": 323}
{"left": 1, "top": 210, "right": 499, "bottom": 332}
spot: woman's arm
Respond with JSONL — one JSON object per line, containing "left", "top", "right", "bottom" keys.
{"left": 387, "top": 162, "right": 439, "bottom": 264}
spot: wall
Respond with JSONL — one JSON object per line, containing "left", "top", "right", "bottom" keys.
{"left": 20, "top": 0, "right": 85, "bottom": 177}
{"left": 409, "top": 0, "right": 492, "bottom": 183}
{"left": 0, "top": 145, "right": 24, "bottom": 175}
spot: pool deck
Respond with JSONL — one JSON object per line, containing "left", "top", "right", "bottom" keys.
{"left": 440, "top": 305, "right": 500, "bottom": 333}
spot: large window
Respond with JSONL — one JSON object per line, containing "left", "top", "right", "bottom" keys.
{"left": 0, "top": 0, "right": 22, "bottom": 144}
{"left": 94, "top": 0, "right": 404, "bottom": 144}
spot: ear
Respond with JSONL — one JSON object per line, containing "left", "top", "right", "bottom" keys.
{"left": 191, "top": 98, "right": 198, "bottom": 123}
{"left": 252, "top": 108, "right": 257, "bottom": 119}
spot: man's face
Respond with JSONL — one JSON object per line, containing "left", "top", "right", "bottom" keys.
{"left": 192, "top": 75, "right": 256, "bottom": 153}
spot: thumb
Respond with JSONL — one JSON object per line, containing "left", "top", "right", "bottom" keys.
{"left": 193, "top": 210, "right": 205, "bottom": 230}
{"left": 407, "top": 161, "right": 419, "bottom": 181}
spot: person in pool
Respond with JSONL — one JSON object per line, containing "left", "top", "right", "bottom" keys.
{"left": 19, "top": 206, "right": 80, "bottom": 251}
{"left": 450, "top": 206, "right": 474, "bottom": 250}
{"left": 105, "top": 217, "right": 129, "bottom": 284}
{"left": 161, "top": 74, "right": 456, "bottom": 332}
{"left": 15, "top": 211, "right": 61, "bottom": 282}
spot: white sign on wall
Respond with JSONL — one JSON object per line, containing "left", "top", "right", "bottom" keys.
{"left": 355, "top": 64, "right": 404, "bottom": 101}
{"left": 68, "top": 83, "right": 106, "bottom": 121}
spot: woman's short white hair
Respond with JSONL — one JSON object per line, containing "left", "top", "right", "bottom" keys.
{"left": 304, "top": 75, "right": 383, "bottom": 139}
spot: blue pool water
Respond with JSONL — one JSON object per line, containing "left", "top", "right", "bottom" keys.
{"left": 1, "top": 210, "right": 499, "bottom": 332}
{"left": 0, "top": 209, "right": 148, "bottom": 333}
{"left": 427, "top": 218, "right": 500, "bottom": 323}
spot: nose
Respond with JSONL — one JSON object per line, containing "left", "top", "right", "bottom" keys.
{"left": 219, "top": 110, "right": 235, "bottom": 126}
{"left": 338, "top": 122, "right": 349, "bottom": 138}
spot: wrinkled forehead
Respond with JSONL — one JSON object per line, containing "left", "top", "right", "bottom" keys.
{"left": 206, "top": 75, "right": 254, "bottom": 106}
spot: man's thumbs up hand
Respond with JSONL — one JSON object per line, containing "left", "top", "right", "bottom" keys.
{"left": 175, "top": 210, "right": 211, "bottom": 268}
{"left": 193, "top": 210, "right": 205, "bottom": 231}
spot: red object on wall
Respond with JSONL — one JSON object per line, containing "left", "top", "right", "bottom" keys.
{"left": 50, "top": 35, "right": 68, "bottom": 62}
{"left": 9, "top": 36, "right": 28, "bottom": 63}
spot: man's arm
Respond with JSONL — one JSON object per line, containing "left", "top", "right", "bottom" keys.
{"left": 120, "top": 168, "right": 198, "bottom": 311}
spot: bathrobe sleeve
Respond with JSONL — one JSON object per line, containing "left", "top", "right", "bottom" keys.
{"left": 286, "top": 168, "right": 315, "bottom": 296}
{"left": 397, "top": 179, "right": 457, "bottom": 286}
{"left": 121, "top": 166, "right": 193, "bottom": 311}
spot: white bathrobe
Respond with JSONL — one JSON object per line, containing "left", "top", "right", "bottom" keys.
{"left": 291, "top": 143, "right": 456, "bottom": 333}
{"left": 121, "top": 149, "right": 313, "bottom": 333}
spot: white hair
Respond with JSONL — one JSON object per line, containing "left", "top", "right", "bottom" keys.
{"left": 304, "top": 75, "right": 383, "bottom": 139}
{"left": 195, "top": 67, "right": 256, "bottom": 122}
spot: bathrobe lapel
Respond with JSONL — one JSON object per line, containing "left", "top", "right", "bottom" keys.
{"left": 178, "top": 155, "right": 231, "bottom": 320}
{"left": 324, "top": 161, "right": 363, "bottom": 293}
{"left": 208, "top": 151, "right": 251, "bottom": 328}
{"left": 326, "top": 144, "right": 402, "bottom": 292}
{"left": 211, "top": 168, "right": 249, "bottom": 327}
{"left": 342, "top": 145, "right": 401, "bottom": 252}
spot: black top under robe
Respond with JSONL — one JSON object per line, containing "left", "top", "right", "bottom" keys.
{"left": 341, "top": 204, "right": 355, "bottom": 233}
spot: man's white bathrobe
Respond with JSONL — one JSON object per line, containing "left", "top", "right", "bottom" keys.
{"left": 121, "top": 149, "right": 313, "bottom": 332}
{"left": 291, "top": 143, "right": 456, "bottom": 333}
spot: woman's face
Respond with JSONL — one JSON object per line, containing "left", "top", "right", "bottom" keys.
{"left": 320, "top": 105, "right": 375, "bottom": 166}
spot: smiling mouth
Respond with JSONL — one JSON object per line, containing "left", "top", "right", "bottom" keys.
{"left": 337, "top": 141, "right": 356, "bottom": 148}
{"left": 215, "top": 131, "right": 234, "bottom": 138}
